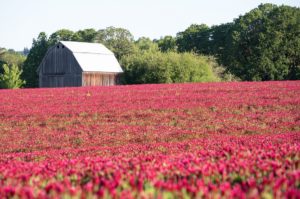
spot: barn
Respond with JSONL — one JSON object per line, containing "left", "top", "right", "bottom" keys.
{"left": 37, "top": 41, "right": 123, "bottom": 87}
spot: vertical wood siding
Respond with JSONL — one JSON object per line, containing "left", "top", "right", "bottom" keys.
{"left": 82, "top": 72, "right": 117, "bottom": 86}
{"left": 39, "top": 44, "right": 82, "bottom": 88}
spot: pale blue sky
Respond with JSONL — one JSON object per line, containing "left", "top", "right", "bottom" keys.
{"left": 1, "top": 0, "right": 299, "bottom": 50}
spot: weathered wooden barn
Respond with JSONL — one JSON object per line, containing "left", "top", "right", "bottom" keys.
{"left": 37, "top": 41, "right": 123, "bottom": 87}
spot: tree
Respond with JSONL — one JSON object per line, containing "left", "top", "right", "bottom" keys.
{"left": 0, "top": 50, "right": 26, "bottom": 68}
{"left": 174, "top": 4, "right": 299, "bottom": 81}
{"left": 48, "top": 29, "right": 75, "bottom": 45}
{"left": 0, "top": 64, "right": 25, "bottom": 89}
{"left": 72, "top": 28, "right": 97, "bottom": 42}
{"left": 0, "top": 48, "right": 26, "bottom": 75}
{"left": 0, "top": 48, "right": 6, "bottom": 74}
{"left": 157, "top": 36, "right": 177, "bottom": 52}
{"left": 222, "top": 4, "right": 300, "bottom": 80}
{"left": 135, "top": 37, "right": 158, "bottom": 52}
{"left": 95, "top": 26, "right": 135, "bottom": 60}
{"left": 23, "top": 48, "right": 30, "bottom": 56}
{"left": 209, "top": 23, "right": 234, "bottom": 59}
{"left": 176, "top": 24, "right": 211, "bottom": 54}
{"left": 0, "top": 48, "right": 5, "bottom": 57}
{"left": 22, "top": 32, "right": 49, "bottom": 87}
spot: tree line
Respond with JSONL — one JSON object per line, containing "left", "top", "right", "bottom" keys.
{"left": 175, "top": 4, "right": 300, "bottom": 81}
{"left": 0, "top": 3, "right": 299, "bottom": 88}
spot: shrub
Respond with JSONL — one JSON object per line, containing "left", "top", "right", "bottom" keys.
{"left": 120, "top": 50, "right": 218, "bottom": 84}
{"left": 0, "top": 64, "right": 25, "bottom": 89}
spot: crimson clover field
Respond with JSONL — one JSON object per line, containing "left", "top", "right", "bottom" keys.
{"left": 0, "top": 81, "right": 299, "bottom": 198}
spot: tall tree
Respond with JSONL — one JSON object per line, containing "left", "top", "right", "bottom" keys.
{"left": 209, "top": 23, "right": 234, "bottom": 60}
{"left": 95, "top": 26, "right": 135, "bottom": 60}
{"left": 176, "top": 24, "right": 210, "bottom": 54}
{"left": 22, "top": 32, "right": 49, "bottom": 87}
{"left": 73, "top": 28, "right": 97, "bottom": 42}
{"left": 223, "top": 4, "right": 300, "bottom": 80}
{"left": 135, "top": 37, "right": 158, "bottom": 52}
{"left": 48, "top": 29, "right": 75, "bottom": 45}
{"left": 0, "top": 64, "right": 25, "bottom": 89}
{"left": 157, "top": 36, "right": 177, "bottom": 52}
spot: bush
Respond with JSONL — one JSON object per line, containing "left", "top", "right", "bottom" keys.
{"left": 0, "top": 64, "right": 25, "bottom": 89}
{"left": 120, "top": 50, "right": 218, "bottom": 84}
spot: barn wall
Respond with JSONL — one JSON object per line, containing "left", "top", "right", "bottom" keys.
{"left": 39, "top": 74, "right": 82, "bottom": 88}
{"left": 82, "top": 72, "right": 117, "bottom": 86}
{"left": 39, "top": 44, "right": 82, "bottom": 87}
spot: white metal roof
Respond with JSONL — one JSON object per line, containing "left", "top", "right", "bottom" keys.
{"left": 60, "top": 41, "right": 123, "bottom": 73}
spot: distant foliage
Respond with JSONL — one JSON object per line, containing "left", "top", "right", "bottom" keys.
{"left": 0, "top": 48, "right": 26, "bottom": 71}
{"left": 121, "top": 46, "right": 218, "bottom": 84}
{"left": 0, "top": 64, "right": 25, "bottom": 89}
{"left": 176, "top": 24, "right": 211, "bottom": 54}
{"left": 176, "top": 4, "right": 300, "bottom": 81}
{"left": 134, "top": 37, "right": 159, "bottom": 52}
{"left": 95, "top": 26, "right": 135, "bottom": 60}
{"left": 224, "top": 4, "right": 300, "bottom": 80}
{"left": 73, "top": 29, "right": 98, "bottom": 42}
{"left": 22, "top": 32, "right": 49, "bottom": 88}
{"left": 48, "top": 29, "right": 75, "bottom": 45}
{"left": 0, "top": 48, "right": 5, "bottom": 56}
{"left": 0, "top": 48, "right": 26, "bottom": 84}
{"left": 207, "top": 56, "right": 241, "bottom": 82}
{"left": 156, "top": 36, "right": 177, "bottom": 52}
{"left": 22, "top": 48, "right": 30, "bottom": 56}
